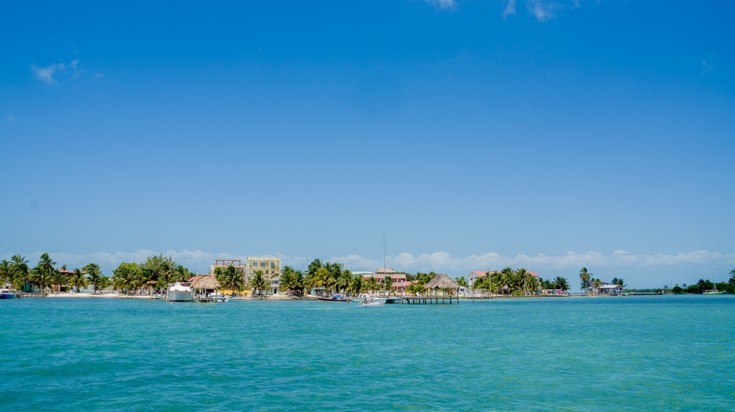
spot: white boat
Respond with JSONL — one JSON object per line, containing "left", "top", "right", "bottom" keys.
{"left": 0, "top": 288, "right": 18, "bottom": 299}
{"left": 360, "top": 296, "right": 386, "bottom": 306}
{"left": 167, "top": 282, "right": 193, "bottom": 302}
{"left": 207, "top": 293, "right": 228, "bottom": 302}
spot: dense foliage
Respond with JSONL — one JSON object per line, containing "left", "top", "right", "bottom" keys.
{"left": 471, "top": 267, "right": 554, "bottom": 296}
{"left": 0, "top": 253, "right": 111, "bottom": 294}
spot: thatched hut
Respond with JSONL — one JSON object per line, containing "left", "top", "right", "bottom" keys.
{"left": 423, "top": 274, "right": 459, "bottom": 297}
{"left": 190, "top": 275, "right": 220, "bottom": 298}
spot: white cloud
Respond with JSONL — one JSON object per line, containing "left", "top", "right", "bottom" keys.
{"left": 425, "top": 0, "right": 457, "bottom": 10}
{"left": 503, "top": 0, "right": 517, "bottom": 18}
{"left": 528, "top": 0, "right": 559, "bottom": 22}
{"left": 31, "top": 62, "right": 66, "bottom": 84}
{"left": 4, "top": 248, "right": 734, "bottom": 288}
{"left": 31, "top": 60, "right": 93, "bottom": 84}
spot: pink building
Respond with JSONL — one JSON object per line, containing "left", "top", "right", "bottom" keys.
{"left": 362, "top": 267, "right": 408, "bottom": 294}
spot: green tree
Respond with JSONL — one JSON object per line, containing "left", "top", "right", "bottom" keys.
{"left": 384, "top": 275, "right": 393, "bottom": 295}
{"left": 215, "top": 265, "right": 245, "bottom": 295}
{"left": 251, "top": 270, "right": 268, "bottom": 297}
{"left": 366, "top": 276, "right": 378, "bottom": 293}
{"left": 554, "top": 276, "right": 570, "bottom": 291}
{"left": 9, "top": 254, "right": 30, "bottom": 291}
{"left": 140, "top": 254, "right": 175, "bottom": 292}
{"left": 0, "top": 259, "right": 10, "bottom": 286}
{"left": 348, "top": 274, "right": 363, "bottom": 296}
{"left": 68, "top": 268, "right": 89, "bottom": 292}
{"left": 457, "top": 276, "right": 468, "bottom": 288}
{"left": 31, "top": 253, "right": 57, "bottom": 295}
{"left": 279, "top": 266, "right": 304, "bottom": 296}
{"left": 337, "top": 268, "right": 352, "bottom": 294}
{"left": 729, "top": 268, "right": 735, "bottom": 284}
{"left": 112, "top": 262, "right": 142, "bottom": 294}
{"left": 83, "top": 263, "right": 104, "bottom": 293}
{"left": 500, "top": 267, "right": 514, "bottom": 295}
{"left": 473, "top": 276, "right": 490, "bottom": 291}
{"left": 592, "top": 278, "right": 602, "bottom": 295}
{"left": 579, "top": 267, "right": 591, "bottom": 291}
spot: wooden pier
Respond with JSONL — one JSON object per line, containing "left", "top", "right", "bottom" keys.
{"left": 394, "top": 296, "right": 459, "bottom": 304}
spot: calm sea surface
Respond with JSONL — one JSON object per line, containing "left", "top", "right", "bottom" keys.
{"left": 2, "top": 295, "right": 734, "bottom": 411}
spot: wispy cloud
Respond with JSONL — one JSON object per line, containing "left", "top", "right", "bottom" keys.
{"left": 502, "top": 0, "right": 582, "bottom": 22}
{"left": 4, "top": 249, "right": 733, "bottom": 287}
{"left": 528, "top": 0, "right": 560, "bottom": 22}
{"left": 503, "top": 0, "right": 517, "bottom": 18}
{"left": 424, "top": 0, "right": 457, "bottom": 10}
{"left": 31, "top": 62, "right": 66, "bottom": 84}
{"left": 31, "top": 60, "right": 92, "bottom": 84}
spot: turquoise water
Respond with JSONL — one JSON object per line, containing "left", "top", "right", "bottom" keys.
{"left": 2, "top": 296, "right": 734, "bottom": 411}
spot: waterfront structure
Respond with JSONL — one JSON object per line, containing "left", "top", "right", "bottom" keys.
{"left": 423, "top": 274, "right": 460, "bottom": 299}
{"left": 190, "top": 275, "right": 221, "bottom": 300}
{"left": 210, "top": 259, "right": 246, "bottom": 275}
{"left": 593, "top": 282, "right": 624, "bottom": 295}
{"left": 362, "top": 267, "right": 409, "bottom": 295}
{"left": 246, "top": 257, "right": 281, "bottom": 294}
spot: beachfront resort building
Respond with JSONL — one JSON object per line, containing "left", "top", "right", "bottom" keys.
{"left": 362, "top": 267, "right": 409, "bottom": 295}
{"left": 209, "top": 257, "right": 282, "bottom": 294}
{"left": 586, "top": 282, "right": 624, "bottom": 296}
{"left": 246, "top": 257, "right": 282, "bottom": 294}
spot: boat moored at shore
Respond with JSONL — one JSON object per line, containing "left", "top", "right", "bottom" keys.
{"left": 166, "top": 282, "right": 193, "bottom": 302}
{"left": 0, "top": 288, "right": 19, "bottom": 299}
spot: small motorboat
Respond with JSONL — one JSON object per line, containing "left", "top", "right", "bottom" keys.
{"left": 0, "top": 288, "right": 18, "bottom": 299}
{"left": 360, "top": 296, "right": 386, "bottom": 306}
{"left": 317, "top": 293, "right": 351, "bottom": 302}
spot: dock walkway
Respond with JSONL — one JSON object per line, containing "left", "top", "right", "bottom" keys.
{"left": 394, "top": 296, "right": 459, "bottom": 304}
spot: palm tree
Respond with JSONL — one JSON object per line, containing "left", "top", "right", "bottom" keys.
{"left": 68, "top": 268, "right": 89, "bottom": 292}
{"left": 348, "top": 274, "right": 363, "bottom": 296}
{"left": 83, "top": 263, "right": 103, "bottom": 293}
{"left": 579, "top": 267, "right": 591, "bottom": 292}
{"left": 279, "top": 266, "right": 304, "bottom": 296}
{"left": 500, "top": 267, "right": 514, "bottom": 295}
{"left": 32, "top": 253, "right": 57, "bottom": 294}
{"left": 140, "top": 254, "right": 176, "bottom": 293}
{"left": 324, "top": 262, "right": 343, "bottom": 293}
{"left": 517, "top": 268, "right": 532, "bottom": 295}
{"left": 384, "top": 275, "right": 393, "bottom": 295}
{"left": 251, "top": 270, "right": 268, "bottom": 297}
{"left": 9, "top": 254, "right": 30, "bottom": 291}
{"left": 307, "top": 259, "right": 323, "bottom": 278}
{"left": 366, "top": 276, "right": 378, "bottom": 294}
{"left": 554, "top": 276, "right": 570, "bottom": 292}
{"left": 336, "top": 269, "right": 352, "bottom": 294}
{"left": 592, "top": 278, "right": 602, "bottom": 295}
{"left": 112, "top": 262, "right": 142, "bottom": 294}
{"left": 215, "top": 265, "right": 245, "bottom": 296}
{"left": 0, "top": 259, "right": 10, "bottom": 286}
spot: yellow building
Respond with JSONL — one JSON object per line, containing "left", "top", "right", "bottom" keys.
{"left": 209, "top": 259, "right": 246, "bottom": 296}
{"left": 246, "top": 257, "right": 282, "bottom": 294}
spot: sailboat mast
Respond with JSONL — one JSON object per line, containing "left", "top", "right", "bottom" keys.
{"left": 383, "top": 234, "right": 386, "bottom": 271}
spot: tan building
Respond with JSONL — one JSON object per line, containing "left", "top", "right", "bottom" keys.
{"left": 210, "top": 259, "right": 246, "bottom": 274}
{"left": 246, "top": 256, "right": 282, "bottom": 294}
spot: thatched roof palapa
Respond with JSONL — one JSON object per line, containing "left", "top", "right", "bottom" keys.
{"left": 423, "top": 274, "right": 459, "bottom": 290}
{"left": 190, "top": 275, "right": 220, "bottom": 290}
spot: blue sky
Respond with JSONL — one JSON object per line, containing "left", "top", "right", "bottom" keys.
{"left": 2, "top": 0, "right": 734, "bottom": 288}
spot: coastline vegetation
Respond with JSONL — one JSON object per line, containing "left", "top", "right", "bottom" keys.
{"left": 2, "top": 253, "right": 734, "bottom": 297}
